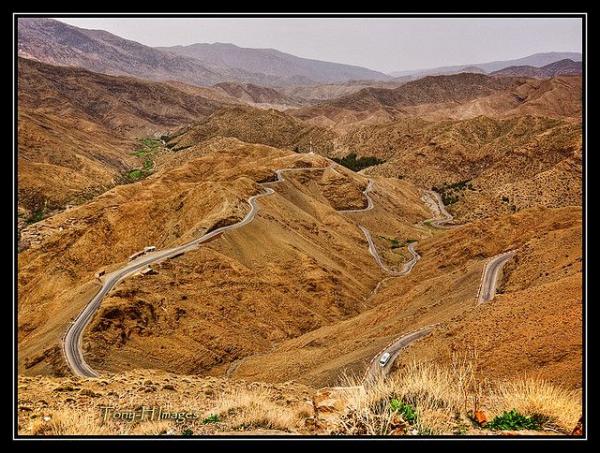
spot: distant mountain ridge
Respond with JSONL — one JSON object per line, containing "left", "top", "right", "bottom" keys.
{"left": 390, "top": 52, "right": 583, "bottom": 78}
{"left": 157, "top": 42, "right": 391, "bottom": 85}
{"left": 491, "top": 59, "right": 582, "bottom": 78}
{"left": 18, "top": 18, "right": 390, "bottom": 87}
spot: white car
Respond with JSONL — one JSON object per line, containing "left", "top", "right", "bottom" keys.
{"left": 379, "top": 352, "right": 391, "bottom": 367}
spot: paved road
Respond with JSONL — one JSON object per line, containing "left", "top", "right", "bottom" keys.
{"left": 338, "top": 179, "right": 374, "bottom": 213}
{"left": 358, "top": 226, "right": 420, "bottom": 276}
{"left": 63, "top": 159, "right": 422, "bottom": 378}
{"left": 364, "top": 326, "right": 434, "bottom": 384}
{"left": 421, "top": 190, "right": 458, "bottom": 229}
{"left": 63, "top": 189, "right": 276, "bottom": 377}
{"left": 477, "top": 250, "right": 517, "bottom": 304}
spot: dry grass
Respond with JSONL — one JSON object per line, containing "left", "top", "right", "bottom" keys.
{"left": 209, "top": 386, "right": 301, "bottom": 432}
{"left": 332, "top": 357, "right": 581, "bottom": 435}
{"left": 18, "top": 362, "right": 581, "bottom": 436}
{"left": 336, "top": 357, "right": 475, "bottom": 435}
{"left": 488, "top": 378, "right": 581, "bottom": 432}
{"left": 24, "top": 408, "right": 173, "bottom": 436}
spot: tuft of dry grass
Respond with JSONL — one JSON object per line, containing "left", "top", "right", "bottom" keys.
{"left": 335, "top": 358, "right": 476, "bottom": 435}
{"left": 209, "top": 387, "right": 301, "bottom": 432}
{"left": 488, "top": 378, "right": 581, "bottom": 432}
{"left": 332, "top": 357, "right": 581, "bottom": 435}
{"left": 24, "top": 409, "right": 173, "bottom": 436}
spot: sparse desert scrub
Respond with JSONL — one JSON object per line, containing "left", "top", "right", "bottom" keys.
{"left": 332, "top": 358, "right": 581, "bottom": 435}
{"left": 17, "top": 365, "right": 581, "bottom": 436}
{"left": 209, "top": 386, "right": 302, "bottom": 432}
{"left": 335, "top": 357, "right": 476, "bottom": 435}
{"left": 487, "top": 378, "right": 581, "bottom": 432}
{"left": 23, "top": 408, "right": 173, "bottom": 436}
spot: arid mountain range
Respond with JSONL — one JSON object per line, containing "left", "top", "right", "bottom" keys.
{"left": 491, "top": 58, "right": 582, "bottom": 78}
{"left": 18, "top": 18, "right": 389, "bottom": 87}
{"left": 389, "top": 51, "right": 582, "bottom": 78}
{"left": 16, "top": 18, "right": 583, "bottom": 437}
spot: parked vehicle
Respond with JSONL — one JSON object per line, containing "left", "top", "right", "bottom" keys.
{"left": 128, "top": 250, "right": 145, "bottom": 261}
{"left": 144, "top": 246, "right": 156, "bottom": 253}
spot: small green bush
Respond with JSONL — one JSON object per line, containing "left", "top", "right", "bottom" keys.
{"left": 202, "top": 414, "right": 220, "bottom": 425}
{"left": 389, "top": 399, "right": 417, "bottom": 424}
{"left": 486, "top": 409, "right": 545, "bottom": 431}
{"left": 127, "top": 169, "right": 144, "bottom": 181}
{"left": 26, "top": 209, "right": 45, "bottom": 224}
{"left": 180, "top": 428, "right": 194, "bottom": 436}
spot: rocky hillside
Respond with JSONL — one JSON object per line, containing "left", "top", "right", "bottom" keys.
{"left": 291, "top": 73, "right": 581, "bottom": 129}
{"left": 291, "top": 73, "right": 528, "bottom": 129}
{"left": 17, "top": 57, "right": 227, "bottom": 217}
{"left": 213, "top": 82, "right": 301, "bottom": 107}
{"left": 339, "top": 115, "right": 581, "bottom": 221}
{"left": 167, "top": 105, "right": 337, "bottom": 154}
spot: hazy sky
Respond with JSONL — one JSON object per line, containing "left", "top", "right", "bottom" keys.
{"left": 58, "top": 17, "right": 583, "bottom": 73}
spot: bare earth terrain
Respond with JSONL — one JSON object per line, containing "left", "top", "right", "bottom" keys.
{"left": 16, "top": 30, "right": 583, "bottom": 437}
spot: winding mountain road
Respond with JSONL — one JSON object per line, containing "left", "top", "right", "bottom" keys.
{"left": 63, "top": 159, "right": 421, "bottom": 378}
{"left": 421, "top": 190, "right": 458, "bottom": 229}
{"left": 64, "top": 189, "right": 275, "bottom": 377}
{"left": 477, "top": 250, "right": 517, "bottom": 304}
{"left": 358, "top": 226, "right": 420, "bottom": 276}
{"left": 338, "top": 179, "right": 375, "bottom": 213}
{"left": 364, "top": 326, "right": 434, "bottom": 384}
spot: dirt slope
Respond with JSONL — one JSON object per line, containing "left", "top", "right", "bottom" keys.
{"left": 230, "top": 207, "right": 581, "bottom": 390}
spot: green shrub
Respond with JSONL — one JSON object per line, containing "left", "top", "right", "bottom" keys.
{"left": 390, "top": 239, "right": 401, "bottom": 249}
{"left": 141, "top": 137, "right": 161, "bottom": 148}
{"left": 486, "top": 409, "right": 545, "bottom": 431}
{"left": 442, "top": 193, "right": 459, "bottom": 205}
{"left": 202, "top": 414, "right": 220, "bottom": 425}
{"left": 180, "top": 428, "right": 194, "bottom": 436}
{"left": 127, "top": 169, "right": 144, "bottom": 181}
{"left": 389, "top": 399, "right": 417, "bottom": 424}
{"left": 26, "top": 209, "right": 45, "bottom": 224}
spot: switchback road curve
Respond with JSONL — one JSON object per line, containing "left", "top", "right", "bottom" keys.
{"left": 476, "top": 250, "right": 517, "bottom": 304}
{"left": 63, "top": 160, "right": 421, "bottom": 377}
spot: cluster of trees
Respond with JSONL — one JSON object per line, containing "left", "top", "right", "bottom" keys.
{"left": 332, "top": 152, "right": 385, "bottom": 171}
{"left": 432, "top": 179, "right": 474, "bottom": 206}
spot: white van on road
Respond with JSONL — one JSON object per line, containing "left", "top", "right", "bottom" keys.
{"left": 379, "top": 352, "right": 391, "bottom": 367}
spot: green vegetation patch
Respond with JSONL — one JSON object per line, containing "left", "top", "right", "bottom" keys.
{"left": 26, "top": 208, "right": 45, "bottom": 224}
{"left": 389, "top": 399, "right": 417, "bottom": 424}
{"left": 201, "top": 414, "right": 220, "bottom": 425}
{"left": 126, "top": 169, "right": 145, "bottom": 182}
{"left": 125, "top": 137, "right": 164, "bottom": 182}
{"left": 432, "top": 179, "right": 475, "bottom": 206}
{"left": 486, "top": 409, "right": 545, "bottom": 431}
{"left": 332, "top": 152, "right": 385, "bottom": 172}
